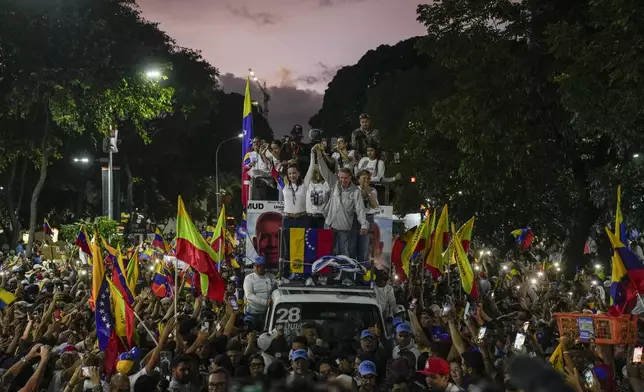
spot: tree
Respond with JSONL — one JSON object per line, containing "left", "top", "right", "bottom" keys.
{"left": 59, "top": 216, "right": 122, "bottom": 247}
{"left": 309, "top": 37, "right": 429, "bottom": 138}
{"left": 0, "top": 0, "right": 174, "bottom": 255}
{"left": 408, "top": 0, "right": 644, "bottom": 274}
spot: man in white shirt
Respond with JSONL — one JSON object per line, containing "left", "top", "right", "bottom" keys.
{"left": 243, "top": 256, "right": 277, "bottom": 329}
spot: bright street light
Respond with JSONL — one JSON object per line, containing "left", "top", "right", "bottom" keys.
{"left": 634, "top": 153, "right": 641, "bottom": 159}
{"left": 530, "top": 278, "right": 537, "bottom": 284}
{"left": 238, "top": 133, "right": 243, "bottom": 138}
{"left": 146, "top": 69, "right": 161, "bottom": 79}
{"left": 595, "top": 264, "right": 601, "bottom": 270}
{"left": 73, "top": 157, "right": 90, "bottom": 163}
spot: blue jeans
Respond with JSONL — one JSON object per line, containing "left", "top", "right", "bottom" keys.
{"left": 334, "top": 230, "right": 352, "bottom": 257}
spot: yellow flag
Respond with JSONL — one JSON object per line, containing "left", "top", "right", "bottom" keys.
{"left": 549, "top": 343, "right": 565, "bottom": 372}
{"left": 452, "top": 223, "right": 476, "bottom": 295}
{"left": 426, "top": 205, "right": 448, "bottom": 272}
{"left": 401, "top": 214, "right": 430, "bottom": 276}
{"left": 289, "top": 228, "right": 305, "bottom": 274}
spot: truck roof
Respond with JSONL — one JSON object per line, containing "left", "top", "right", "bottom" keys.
{"left": 271, "top": 285, "right": 379, "bottom": 306}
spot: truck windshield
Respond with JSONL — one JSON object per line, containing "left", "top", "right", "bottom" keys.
{"left": 273, "top": 302, "right": 381, "bottom": 345}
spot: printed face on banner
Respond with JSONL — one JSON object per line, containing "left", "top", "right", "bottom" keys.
{"left": 248, "top": 201, "right": 284, "bottom": 268}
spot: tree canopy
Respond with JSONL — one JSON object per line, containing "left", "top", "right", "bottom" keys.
{"left": 309, "top": 0, "right": 644, "bottom": 274}
{"left": 0, "top": 0, "right": 273, "bottom": 246}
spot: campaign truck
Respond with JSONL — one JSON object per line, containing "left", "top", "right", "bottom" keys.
{"left": 264, "top": 284, "right": 386, "bottom": 347}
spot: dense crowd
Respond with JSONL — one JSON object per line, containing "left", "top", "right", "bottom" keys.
{"left": 0, "top": 116, "right": 642, "bottom": 392}
{"left": 0, "top": 239, "right": 643, "bottom": 392}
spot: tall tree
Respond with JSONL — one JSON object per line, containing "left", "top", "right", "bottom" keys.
{"left": 309, "top": 37, "right": 428, "bottom": 138}
{"left": 408, "top": 0, "right": 644, "bottom": 274}
{"left": 0, "top": 0, "right": 174, "bottom": 255}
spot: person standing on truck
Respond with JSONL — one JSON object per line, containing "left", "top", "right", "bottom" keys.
{"left": 243, "top": 256, "right": 276, "bottom": 329}
{"left": 317, "top": 150, "right": 369, "bottom": 257}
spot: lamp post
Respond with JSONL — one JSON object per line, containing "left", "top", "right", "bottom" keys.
{"left": 216, "top": 133, "right": 243, "bottom": 218}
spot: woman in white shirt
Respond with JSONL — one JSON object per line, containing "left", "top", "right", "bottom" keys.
{"left": 281, "top": 163, "right": 312, "bottom": 266}
{"left": 331, "top": 137, "right": 356, "bottom": 174}
{"left": 307, "top": 146, "right": 331, "bottom": 228}
{"left": 356, "top": 144, "right": 386, "bottom": 182}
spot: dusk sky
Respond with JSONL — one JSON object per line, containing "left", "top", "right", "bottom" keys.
{"left": 137, "top": 0, "right": 427, "bottom": 135}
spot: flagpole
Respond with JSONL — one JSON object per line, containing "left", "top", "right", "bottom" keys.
{"left": 108, "top": 280, "right": 159, "bottom": 345}
{"left": 132, "top": 309, "right": 159, "bottom": 346}
{"left": 174, "top": 256, "right": 178, "bottom": 337}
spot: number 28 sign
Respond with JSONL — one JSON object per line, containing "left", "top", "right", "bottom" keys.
{"left": 275, "top": 306, "right": 302, "bottom": 324}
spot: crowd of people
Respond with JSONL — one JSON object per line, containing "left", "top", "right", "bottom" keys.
{"left": 0, "top": 235, "right": 642, "bottom": 392}
{"left": 243, "top": 114, "right": 400, "bottom": 264}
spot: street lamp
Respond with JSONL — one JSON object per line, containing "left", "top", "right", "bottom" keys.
{"left": 146, "top": 69, "right": 161, "bottom": 79}
{"left": 634, "top": 153, "right": 641, "bottom": 159}
{"left": 73, "top": 157, "right": 90, "bottom": 164}
{"left": 215, "top": 133, "right": 244, "bottom": 218}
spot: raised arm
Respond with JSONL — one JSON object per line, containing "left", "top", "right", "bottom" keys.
{"left": 304, "top": 148, "right": 316, "bottom": 185}
{"left": 316, "top": 149, "right": 337, "bottom": 188}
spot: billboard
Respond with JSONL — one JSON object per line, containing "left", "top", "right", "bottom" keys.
{"left": 244, "top": 200, "right": 393, "bottom": 270}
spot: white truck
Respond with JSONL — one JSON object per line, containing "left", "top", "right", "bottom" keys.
{"left": 264, "top": 285, "right": 386, "bottom": 345}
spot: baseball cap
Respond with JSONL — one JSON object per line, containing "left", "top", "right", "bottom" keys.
{"left": 392, "top": 317, "right": 402, "bottom": 328}
{"left": 396, "top": 322, "right": 412, "bottom": 334}
{"left": 292, "top": 349, "right": 308, "bottom": 362}
{"left": 360, "top": 329, "right": 375, "bottom": 340}
{"left": 253, "top": 256, "right": 266, "bottom": 265}
{"left": 418, "top": 357, "right": 450, "bottom": 376}
{"left": 358, "top": 360, "right": 377, "bottom": 376}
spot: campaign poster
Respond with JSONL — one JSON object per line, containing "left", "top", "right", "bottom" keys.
{"left": 244, "top": 200, "right": 393, "bottom": 270}
{"left": 373, "top": 206, "right": 393, "bottom": 269}
{"left": 245, "top": 200, "right": 284, "bottom": 269}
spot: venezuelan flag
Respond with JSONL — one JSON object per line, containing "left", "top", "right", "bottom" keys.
{"left": 611, "top": 185, "right": 627, "bottom": 309}
{"left": 43, "top": 219, "right": 54, "bottom": 236}
{"left": 107, "top": 278, "right": 135, "bottom": 348}
{"left": 241, "top": 77, "right": 253, "bottom": 207}
{"left": 152, "top": 228, "right": 169, "bottom": 253}
{"left": 92, "top": 237, "right": 112, "bottom": 350}
{"left": 242, "top": 77, "right": 253, "bottom": 164}
{"left": 76, "top": 228, "right": 92, "bottom": 264}
{"left": 204, "top": 226, "right": 216, "bottom": 242}
{"left": 111, "top": 247, "right": 134, "bottom": 304}
{"left": 0, "top": 289, "right": 16, "bottom": 309}
{"left": 606, "top": 228, "right": 644, "bottom": 314}
{"left": 288, "top": 228, "right": 333, "bottom": 275}
{"left": 270, "top": 164, "right": 286, "bottom": 191}
{"left": 152, "top": 270, "right": 172, "bottom": 298}
{"left": 511, "top": 228, "right": 533, "bottom": 249}
{"left": 176, "top": 196, "right": 225, "bottom": 302}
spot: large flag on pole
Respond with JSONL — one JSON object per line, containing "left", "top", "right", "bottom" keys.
{"left": 425, "top": 204, "right": 449, "bottom": 277}
{"left": 241, "top": 77, "right": 253, "bottom": 207}
{"left": 176, "top": 196, "right": 225, "bottom": 302}
{"left": 452, "top": 221, "right": 479, "bottom": 299}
